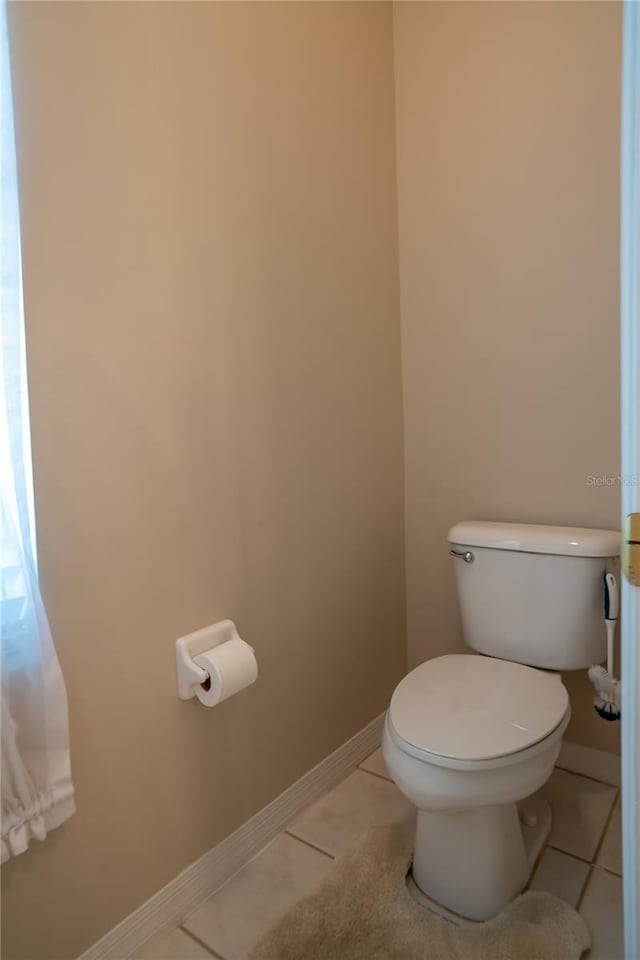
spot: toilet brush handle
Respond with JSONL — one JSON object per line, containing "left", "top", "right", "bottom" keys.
{"left": 604, "top": 572, "right": 618, "bottom": 621}
{"left": 604, "top": 572, "right": 618, "bottom": 681}
{"left": 606, "top": 618, "right": 616, "bottom": 682}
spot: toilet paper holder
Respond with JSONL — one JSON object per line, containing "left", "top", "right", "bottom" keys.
{"left": 176, "top": 619, "right": 239, "bottom": 700}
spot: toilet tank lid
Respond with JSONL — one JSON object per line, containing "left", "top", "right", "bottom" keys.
{"left": 448, "top": 521, "right": 620, "bottom": 557}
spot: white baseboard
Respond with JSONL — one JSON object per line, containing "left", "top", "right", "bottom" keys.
{"left": 78, "top": 713, "right": 385, "bottom": 960}
{"left": 556, "top": 740, "right": 621, "bottom": 787}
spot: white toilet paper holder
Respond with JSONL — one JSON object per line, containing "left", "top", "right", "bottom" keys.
{"left": 176, "top": 619, "right": 240, "bottom": 700}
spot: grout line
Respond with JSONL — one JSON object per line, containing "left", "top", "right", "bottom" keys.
{"left": 284, "top": 829, "right": 336, "bottom": 860}
{"left": 546, "top": 844, "right": 601, "bottom": 867}
{"left": 178, "top": 925, "right": 226, "bottom": 959}
{"left": 576, "top": 865, "right": 594, "bottom": 912}
{"left": 358, "top": 766, "right": 393, "bottom": 784}
{"left": 554, "top": 765, "right": 620, "bottom": 790}
{"left": 590, "top": 863, "right": 624, "bottom": 880}
{"left": 523, "top": 839, "right": 551, "bottom": 893}
{"left": 590, "top": 787, "right": 620, "bottom": 868}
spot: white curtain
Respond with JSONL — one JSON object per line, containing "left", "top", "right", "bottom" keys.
{"left": 0, "top": 0, "right": 74, "bottom": 861}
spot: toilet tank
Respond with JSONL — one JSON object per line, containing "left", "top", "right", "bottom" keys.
{"left": 448, "top": 521, "right": 620, "bottom": 671}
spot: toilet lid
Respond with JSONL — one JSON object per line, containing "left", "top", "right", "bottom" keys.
{"left": 388, "top": 655, "right": 569, "bottom": 763}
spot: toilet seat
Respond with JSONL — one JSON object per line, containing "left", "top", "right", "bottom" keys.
{"left": 388, "top": 654, "right": 570, "bottom": 768}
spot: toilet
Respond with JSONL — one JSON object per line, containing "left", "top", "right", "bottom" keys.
{"left": 382, "top": 520, "right": 620, "bottom": 922}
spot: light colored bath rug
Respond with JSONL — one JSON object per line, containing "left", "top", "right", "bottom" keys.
{"left": 243, "top": 818, "right": 590, "bottom": 960}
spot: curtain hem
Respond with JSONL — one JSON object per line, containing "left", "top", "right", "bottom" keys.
{"left": 1, "top": 781, "right": 75, "bottom": 863}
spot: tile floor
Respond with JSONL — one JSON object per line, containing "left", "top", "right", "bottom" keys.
{"left": 136, "top": 750, "right": 623, "bottom": 960}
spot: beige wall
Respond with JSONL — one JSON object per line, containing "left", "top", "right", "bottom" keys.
{"left": 2, "top": 4, "right": 406, "bottom": 958}
{"left": 394, "top": 1, "right": 622, "bottom": 754}
{"left": 2, "top": 2, "right": 624, "bottom": 956}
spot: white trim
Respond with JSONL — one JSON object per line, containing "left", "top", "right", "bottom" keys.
{"left": 77, "top": 714, "right": 384, "bottom": 960}
{"left": 556, "top": 741, "right": 621, "bottom": 788}
{"left": 621, "top": 2, "right": 640, "bottom": 956}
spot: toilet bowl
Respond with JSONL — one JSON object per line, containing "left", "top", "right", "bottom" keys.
{"left": 383, "top": 520, "right": 620, "bottom": 922}
{"left": 382, "top": 654, "right": 570, "bottom": 920}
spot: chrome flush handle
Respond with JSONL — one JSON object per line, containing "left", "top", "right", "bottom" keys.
{"left": 449, "top": 549, "right": 474, "bottom": 563}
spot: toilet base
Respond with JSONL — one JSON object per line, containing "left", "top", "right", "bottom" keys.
{"left": 410, "top": 793, "right": 551, "bottom": 922}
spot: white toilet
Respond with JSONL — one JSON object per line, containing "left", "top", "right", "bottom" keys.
{"left": 382, "top": 520, "right": 620, "bottom": 922}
